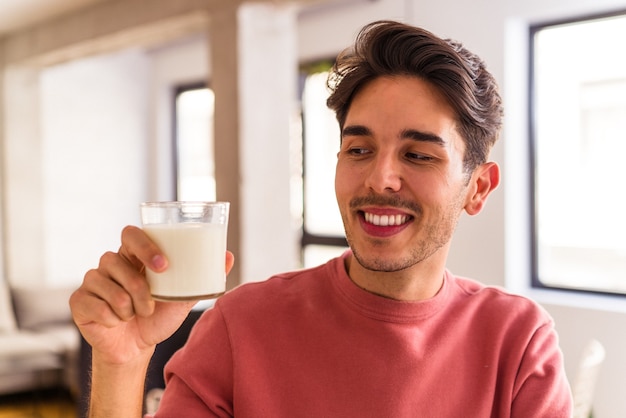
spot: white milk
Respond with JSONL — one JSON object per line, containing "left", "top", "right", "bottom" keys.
{"left": 143, "top": 223, "right": 227, "bottom": 300}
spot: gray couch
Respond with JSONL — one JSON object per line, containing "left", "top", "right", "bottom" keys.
{"left": 0, "top": 278, "right": 80, "bottom": 396}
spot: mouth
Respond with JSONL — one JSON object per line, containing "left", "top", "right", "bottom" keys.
{"left": 358, "top": 209, "right": 414, "bottom": 238}
{"left": 350, "top": 196, "right": 418, "bottom": 237}
{"left": 363, "top": 212, "right": 411, "bottom": 226}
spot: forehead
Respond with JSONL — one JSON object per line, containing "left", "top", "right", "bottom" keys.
{"left": 347, "top": 75, "right": 456, "bottom": 124}
{"left": 344, "top": 76, "right": 463, "bottom": 149}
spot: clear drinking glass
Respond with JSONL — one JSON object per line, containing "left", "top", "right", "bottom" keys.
{"left": 140, "top": 201, "right": 229, "bottom": 301}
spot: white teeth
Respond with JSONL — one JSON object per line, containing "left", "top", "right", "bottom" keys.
{"left": 364, "top": 212, "right": 408, "bottom": 226}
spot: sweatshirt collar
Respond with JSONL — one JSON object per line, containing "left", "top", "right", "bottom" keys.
{"left": 329, "top": 250, "right": 450, "bottom": 323}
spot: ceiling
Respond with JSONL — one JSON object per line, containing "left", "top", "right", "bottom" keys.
{"left": 0, "top": 0, "right": 362, "bottom": 38}
{"left": 0, "top": 0, "right": 111, "bottom": 36}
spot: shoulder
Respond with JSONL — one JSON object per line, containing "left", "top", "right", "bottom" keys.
{"left": 214, "top": 257, "right": 338, "bottom": 318}
{"left": 445, "top": 273, "right": 565, "bottom": 377}
{"left": 447, "top": 272, "right": 553, "bottom": 327}
{"left": 227, "top": 261, "right": 330, "bottom": 298}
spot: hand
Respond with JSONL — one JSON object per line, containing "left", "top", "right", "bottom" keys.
{"left": 70, "top": 225, "right": 235, "bottom": 365}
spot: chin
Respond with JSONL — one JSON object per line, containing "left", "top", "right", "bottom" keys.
{"left": 351, "top": 247, "right": 415, "bottom": 273}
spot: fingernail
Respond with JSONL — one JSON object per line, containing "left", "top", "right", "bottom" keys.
{"left": 151, "top": 255, "right": 167, "bottom": 270}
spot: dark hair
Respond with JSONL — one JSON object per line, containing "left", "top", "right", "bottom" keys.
{"left": 327, "top": 20, "right": 503, "bottom": 172}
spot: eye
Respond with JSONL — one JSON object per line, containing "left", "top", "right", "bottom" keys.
{"left": 406, "top": 151, "right": 433, "bottom": 161}
{"left": 347, "top": 147, "right": 370, "bottom": 156}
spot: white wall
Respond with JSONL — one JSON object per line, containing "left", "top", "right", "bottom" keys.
{"left": 237, "top": 5, "right": 301, "bottom": 283}
{"left": 6, "top": 35, "right": 212, "bottom": 287}
{"left": 3, "top": 66, "right": 45, "bottom": 286}
{"left": 39, "top": 49, "right": 151, "bottom": 286}
{"left": 3, "top": 50, "right": 151, "bottom": 287}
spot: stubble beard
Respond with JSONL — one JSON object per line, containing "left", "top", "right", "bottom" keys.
{"left": 344, "top": 195, "right": 465, "bottom": 273}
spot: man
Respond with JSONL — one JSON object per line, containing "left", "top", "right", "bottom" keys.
{"left": 70, "top": 20, "right": 572, "bottom": 417}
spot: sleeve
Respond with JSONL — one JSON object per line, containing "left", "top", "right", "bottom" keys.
{"left": 154, "top": 304, "right": 234, "bottom": 418}
{"left": 511, "top": 321, "right": 573, "bottom": 417}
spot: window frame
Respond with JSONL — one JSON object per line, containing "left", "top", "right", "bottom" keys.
{"left": 172, "top": 80, "right": 210, "bottom": 201}
{"left": 528, "top": 9, "right": 626, "bottom": 296}
{"left": 298, "top": 60, "right": 348, "bottom": 262}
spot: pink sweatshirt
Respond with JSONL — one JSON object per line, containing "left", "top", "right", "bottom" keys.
{"left": 152, "top": 251, "right": 572, "bottom": 417}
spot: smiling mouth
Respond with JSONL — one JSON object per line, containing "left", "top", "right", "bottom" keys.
{"left": 363, "top": 212, "right": 411, "bottom": 226}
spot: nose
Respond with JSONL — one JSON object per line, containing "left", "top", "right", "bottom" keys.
{"left": 364, "top": 152, "right": 402, "bottom": 193}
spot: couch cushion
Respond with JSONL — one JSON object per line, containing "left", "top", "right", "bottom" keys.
{"left": 0, "top": 278, "right": 17, "bottom": 333}
{"left": 0, "top": 331, "right": 61, "bottom": 357}
{"left": 11, "top": 286, "right": 74, "bottom": 330}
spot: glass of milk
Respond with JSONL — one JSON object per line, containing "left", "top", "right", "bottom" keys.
{"left": 140, "top": 201, "right": 229, "bottom": 301}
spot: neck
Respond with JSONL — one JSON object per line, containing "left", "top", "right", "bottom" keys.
{"left": 345, "top": 253, "right": 445, "bottom": 301}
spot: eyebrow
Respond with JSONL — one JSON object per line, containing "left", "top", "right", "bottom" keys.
{"left": 341, "top": 124, "right": 447, "bottom": 146}
{"left": 400, "top": 128, "right": 446, "bottom": 146}
{"left": 341, "top": 125, "right": 371, "bottom": 138}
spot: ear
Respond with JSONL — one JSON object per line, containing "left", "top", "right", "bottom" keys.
{"left": 464, "top": 162, "right": 500, "bottom": 216}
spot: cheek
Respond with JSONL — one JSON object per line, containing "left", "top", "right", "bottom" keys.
{"left": 407, "top": 175, "right": 465, "bottom": 212}
{"left": 334, "top": 163, "right": 347, "bottom": 203}
{"left": 334, "top": 165, "right": 352, "bottom": 203}
{"left": 334, "top": 161, "right": 364, "bottom": 211}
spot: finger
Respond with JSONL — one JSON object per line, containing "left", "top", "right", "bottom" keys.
{"left": 225, "top": 251, "right": 235, "bottom": 275}
{"left": 70, "top": 284, "right": 130, "bottom": 329}
{"left": 71, "top": 270, "right": 139, "bottom": 330}
{"left": 96, "top": 251, "right": 155, "bottom": 318}
{"left": 119, "top": 225, "right": 168, "bottom": 273}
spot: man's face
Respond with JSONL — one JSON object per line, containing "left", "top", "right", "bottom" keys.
{"left": 335, "top": 75, "right": 472, "bottom": 273}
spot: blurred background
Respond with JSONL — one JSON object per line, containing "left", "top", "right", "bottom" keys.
{"left": 1, "top": 0, "right": 625, "bottom": 416}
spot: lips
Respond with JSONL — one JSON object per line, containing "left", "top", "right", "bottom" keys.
{"left": 350, "top": 196, "right": 418, "bottom": 237}
{"left": 358, "top": 209, "right": 413, "bottom": 238}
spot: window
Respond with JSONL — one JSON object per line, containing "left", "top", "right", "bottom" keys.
{"left": 174, "top": 83, "right": 216, "bottom": 201}
{"left": 530, "top": 11, "right": 626, "bottom": 295}
{"left": 300, "top": 63, "right": 348, "bottom": 267}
